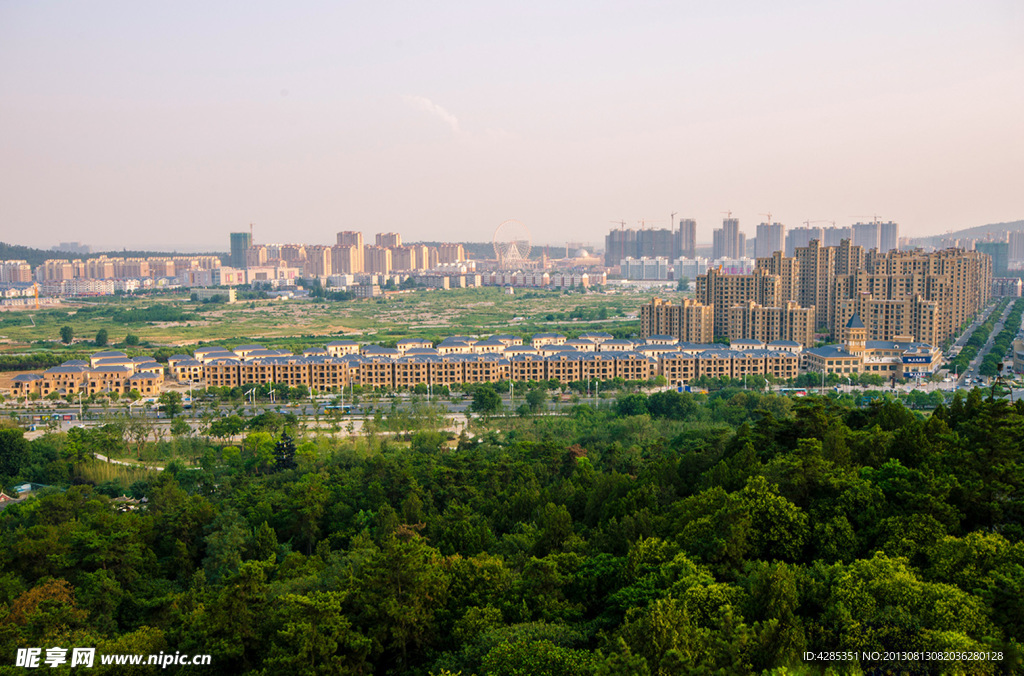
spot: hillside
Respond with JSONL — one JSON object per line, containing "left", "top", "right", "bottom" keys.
{"left": 0, "top": 242, "right": 226, "bottom": 267}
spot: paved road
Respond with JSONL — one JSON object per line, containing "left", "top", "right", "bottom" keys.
{"left": 959, "top": 301, "right": 1016, "bottom": 386}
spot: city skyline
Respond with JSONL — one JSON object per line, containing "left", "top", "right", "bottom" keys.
{"left": 2, "top": 2, "right": 1022, "bottom": 250}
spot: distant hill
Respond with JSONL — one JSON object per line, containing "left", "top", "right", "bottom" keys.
{"left": 0, "top": 242, "right": 226, "bottom": 267}
{"left": 910, "top": 219, "right": 1024, "bottom": 247}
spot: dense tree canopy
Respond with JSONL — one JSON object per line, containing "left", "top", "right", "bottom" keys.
{"left": 0, "top": 388, "right": 1022, "bottom": 674}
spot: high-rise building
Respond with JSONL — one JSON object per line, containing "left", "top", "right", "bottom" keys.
{"left": 835, "top": 239, "right": 865, "bottom": 275}
{"left": 331, "top": 245, "right": 362, "bottom": 274}
{"left": 246, "top": 245, "right": 268, "bottom": 268}
{"left": 437, "top": 243, "right": 465, "bottom": 264}
{"left": 365, "top": 246, "right": 392, "bottom": 275}
{"left": 637, "top": 228, "right": 674, "bottom": 259}
{"left": 696, "top": 267, "right": 781, "bottom": 336}
{"left": 229, "top": 232, "right": 252, "bottom": 268}
{"left": 0, "top": 260, "right": 33, "bottom": 283}
{"left": 712, "top": 218, "right": 742, "bottom": 259}
{"left": 835, "top": 248, "right": 991, "bottom": 344}
{"left": 280, "top": 244, "right": 307, "bottom": 265}
{"left": 390, "top": 246, "right": 420, "bottom": 271}
{"left": 794, "top": 240, "right": 836, "bottom": 329}
{"left": 1009, "top": 231, "right": 1024, "bottom": 263}
{"left": 821, "top": 226, "right": 852, "bottom": 247}
{"left": 976, "top": 241, "right": 1009, "bottom": 277}
{"left": 852, "top": 222, "right": 880, "bottom": 251}
{"left": 755, "top": 222, "right": 785, "bottom": 258}
{"left": 640, "top": 297, "right": 714, "bottom": 343}
{"left": 605, "top": 227, "right": 676, "bottom": 265}
{"left": 304, "top": 246, "right": 332, "bottom": 278}
{"left": 677, "top": 219, "right": 697, "bottom": 259}
{"left": 755, "top": 251, "right": 800, "bottom": 303}
{"left": 878, "top": 222, "right": 899, "bottom": 252}
{"left": 726, "top": 300, "right": 816, "bottom": 347}
{"left": 336, "top": 232, "right": 364, "bottom": 272}
{"left": 605, "top": 228, "right": 637, "bottom": 267}
{"left": 785, "top": 226, "right": 823, "bottom": 257}
{"left": 376, "top": 232, "right": 402, "bottom": 248}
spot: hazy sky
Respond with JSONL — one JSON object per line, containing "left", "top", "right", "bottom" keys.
{"left": 2, "top": 1, "right": 1022, "bottom": 251}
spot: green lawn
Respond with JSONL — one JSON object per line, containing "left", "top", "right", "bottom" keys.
{"left": 0, "top": 286, "right": 676, "bottom": 357}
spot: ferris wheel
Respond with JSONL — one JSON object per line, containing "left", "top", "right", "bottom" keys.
{"left": 493, "top": 220, "right": 532, "bottom": 269}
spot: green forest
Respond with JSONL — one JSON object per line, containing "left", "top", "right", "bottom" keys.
{"left": 1, "top": 388, "right": 1022, "bottom": 674}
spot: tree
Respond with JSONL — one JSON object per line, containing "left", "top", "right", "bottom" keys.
{"left": 95, "top": 328, "right": 109, "bottom": 347}
{"left": 274, "top": 431, "right": 298, "bottom": 472}
{"left": 125, "top": 333, "right": 140, "bottom": 346}
{"left": 170, "top": 416, "right": 192, "bottom": 438}
{"left": 60, "top": 325, "right": 74, "bottom": 344}
{"left": 210, "top": 415, "right": 245, "bottom": 441}
{"left": 526, "top": 388, "right": 548, "bottom": 413}
{"left": 470, "top": 385, "right": 502, "bottom": 415}
{"left": 159, "top": 391, "right": 183, "bottom": 418}
{"left": 0, "top": 428, "right": 29, "bottom": 477}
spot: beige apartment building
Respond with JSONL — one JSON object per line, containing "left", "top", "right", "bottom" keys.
{"left": 640, "top": 297, "right": 714, "bottom": 343}
{"left": 726, "top": 300, "right": 816, "bottom": 347}
{"left": 794, "top": 240, "right": 836, "bottom": 329}
{"left": 335, "top": 232, "right": 365, "bottom": 272}
{"left": 0, "top": 260, "right": 33, "bottom": 283}
{"left": 711, "top": 242, "right": 990, "bottom": 345}
{"left": 755, "top": 251, "right": 801, "bottom": 304}
{"left": 330, "top": 245, "right": 362, "bottom": 274}
{"left": 304, "top": 246, "right": 332, "bottom": 277}
{"left": 375, "top": 232, "right": 402, "bottom": 248}
{"left": 438, "top": 243, "right": 466, "bottom": 263}
{"left": 364, "top": 246, "right": 392, "bottom": 275}
{"left": 697, "top": 267, "right": 782, "bottom": 336}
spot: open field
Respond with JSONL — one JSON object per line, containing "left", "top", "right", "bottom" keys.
{"left": 0, "top": 286, "right": 669, "bottom": 357}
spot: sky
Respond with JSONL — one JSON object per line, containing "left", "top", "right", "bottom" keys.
{"left": 1, "top": 0, "right": 1022, "bottom": 252}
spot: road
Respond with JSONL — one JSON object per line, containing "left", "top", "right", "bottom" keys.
{"left": 958, "top": 301, "right": 1016, "bottom": 386}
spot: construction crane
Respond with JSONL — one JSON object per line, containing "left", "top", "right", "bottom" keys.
{"left": 670, "top": 212, "right": 677, "bottom": 229}
{"left": 721, "top": 210, "right": 733, "bottom": 220}
{"left": 759, "top": 212, "right": 773, "bottom": 225}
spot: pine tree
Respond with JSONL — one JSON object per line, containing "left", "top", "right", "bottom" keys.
{"left": 274, "top": 431, "right": 297, "bottom": 472}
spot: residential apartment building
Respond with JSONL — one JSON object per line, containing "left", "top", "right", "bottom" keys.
{"left": 640, "top": 297, "right": 714, "bottom": 344}
{"left": 677, "top": 219, "right": 697, "bottom": 259}
{"left": 0, "top": 260, "right": 32, "bottom": 283}
{"left": 331, "top": 244, "right": 362, "bottom": 274}
{"left": 755, "top": 251, "right": 800, "bottom": 303}
{"left": 696, "top": 267, "right": 781, "bottom": 336}
{"left": 754, "top": 222, "right": 785, "bottom": 258}
{"left": 304, "top": 246, "right": 332, "bottom": 278}
{"left": 364, "top": 246, "right": 393, "bottom": 275}
{"left": 712, "top": 218, "right": 744, "bottom": 260}
{"left": 726, "top": 300, "right": 816, "bottom": 347}
{"left": 794, "top": 240, "right": 836, "bottom": 329}
{"left": 335, "top": 232, "right": 365, "bottom": 272}
{"left": 375, "top": 232, "right": 402, "bottom": 248}
{"left": 785, "top": 226, "right": 823, "bottom": 257}
{"left": 437, "top": 243, "right": 466, "bottom": 264}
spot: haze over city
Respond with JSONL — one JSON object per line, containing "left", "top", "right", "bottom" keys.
{"left": 1, "top": 1, "right": 1022, "bottom": 250}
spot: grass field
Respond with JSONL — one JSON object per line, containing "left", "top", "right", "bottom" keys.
{"left": 0, "top": 286, "right": 677, "bottom": 357}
